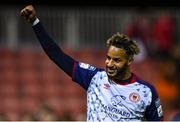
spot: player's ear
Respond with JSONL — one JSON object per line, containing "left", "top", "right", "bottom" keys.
{"left": 127, "top": 57, "right": 133, "bottom": 66}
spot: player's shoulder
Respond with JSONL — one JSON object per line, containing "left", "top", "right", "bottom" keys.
{"left": 135, "top": 74, "right": 157, "bottom": 93}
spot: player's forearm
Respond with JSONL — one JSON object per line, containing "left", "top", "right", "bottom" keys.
{"left": 32, "top": 19, "right": 76, "bottom": 77}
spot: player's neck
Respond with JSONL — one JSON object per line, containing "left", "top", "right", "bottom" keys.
{"left": 117, "top": 68, "right": 132, "bottom": 81}
{"left": 112, "top": 72, "right": 133, "bottom": 85}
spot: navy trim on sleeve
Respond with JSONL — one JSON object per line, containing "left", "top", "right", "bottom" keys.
{"left": 32, "top": 22, "right": 75, "bottom": 77}
{"left": 137, "top": 79, "right": 163, "bottom": 121}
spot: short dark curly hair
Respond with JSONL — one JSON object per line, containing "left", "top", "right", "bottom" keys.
{"left": 106, "top": 33, "right": 140, "bottom": 59}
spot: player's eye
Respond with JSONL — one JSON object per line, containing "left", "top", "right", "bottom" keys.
{"left": 106, "top": 56, "right": 111, "bottom": 60}
{"left": 114, "top": 58, "right": 121, "bottom": 63}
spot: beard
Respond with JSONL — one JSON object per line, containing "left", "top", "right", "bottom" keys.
{"left": 106, "top": 62, "right": 129, "bottom": 80}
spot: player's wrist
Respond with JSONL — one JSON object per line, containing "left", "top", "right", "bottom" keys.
{"left": 32, "top": 18, "right": 40, "bottom": 26}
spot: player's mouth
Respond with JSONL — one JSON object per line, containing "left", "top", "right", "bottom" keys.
{"left": 106, "top": 68, "right": 117, "bottom": 75}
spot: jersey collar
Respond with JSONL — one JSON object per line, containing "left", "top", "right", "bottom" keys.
{"left": 109, "top": 73, "right": 137, "bottom": 85}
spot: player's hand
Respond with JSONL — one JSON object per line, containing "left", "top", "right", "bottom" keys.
{"left": 20, "top": 5, "right": 37, "bottom": 24}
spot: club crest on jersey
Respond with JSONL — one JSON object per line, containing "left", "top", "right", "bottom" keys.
{"left": 129, "top": 92, "right": 140, "bottom": 103}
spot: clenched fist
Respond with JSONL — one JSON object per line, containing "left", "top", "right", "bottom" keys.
{"left": 20, "top": 5, "right": 37, "bottom": 24}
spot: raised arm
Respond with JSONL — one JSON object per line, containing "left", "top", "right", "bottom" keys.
{"left": 20, "top": 5, "right": 76, "bottom": 77}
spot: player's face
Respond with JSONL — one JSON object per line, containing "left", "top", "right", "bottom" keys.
{"left": 105, "top": 45, "right": 132, "bottom": 79}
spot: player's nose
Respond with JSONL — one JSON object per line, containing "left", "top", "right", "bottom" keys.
{"left": 106, "top": 59, "right": 114, "bottom": 67}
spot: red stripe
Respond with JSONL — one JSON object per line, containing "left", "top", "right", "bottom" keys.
{"left": 72, "top": 61, "right": 77, "bottom": 80}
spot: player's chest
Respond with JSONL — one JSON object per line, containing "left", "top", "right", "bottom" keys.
{"left": 88, "top": 76, "right": 150, "bottom": 110}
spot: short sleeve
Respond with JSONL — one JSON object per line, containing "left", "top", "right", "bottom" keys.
{"left": 145, "top": 85, "right": 163, "bottom": 121}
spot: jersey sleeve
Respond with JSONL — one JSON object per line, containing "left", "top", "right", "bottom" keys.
{"left": 72, "top": 62, "right": 103, "bottom": 90}
{"left": 32, "top": 22, "right": 75, "bottom": 77}
{"left": 145, "top": 85, "right": 164, "bottom": 121}
{"left": 32, "top": 22, "right": 103, "bottom": 90}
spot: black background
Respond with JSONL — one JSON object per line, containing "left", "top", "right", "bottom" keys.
{"left": 1, "top": 0, "right": 180, "bottom": 7}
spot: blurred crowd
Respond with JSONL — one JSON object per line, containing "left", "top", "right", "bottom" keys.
{"left": 0, "top": 103, "right": 75, "bottom": 121}
{"left": 126, "top": 9, "right": 180, "bottom": 121}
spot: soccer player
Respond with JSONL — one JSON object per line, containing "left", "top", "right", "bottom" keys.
{"left": 20, "top": 5, "right": 163, "bottom": 121}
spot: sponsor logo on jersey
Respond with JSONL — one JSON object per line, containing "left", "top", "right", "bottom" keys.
{"left": 157, "top": 105, "right": 163, "bottom": 117}
{"left": 101, "top": 104, "right": 131, "bottom": 120}
{"left": 129, "top": 92, "right": 140, "bottom": 103}
{"left": 155, "top": 98, "right": 163, "bottom": 117}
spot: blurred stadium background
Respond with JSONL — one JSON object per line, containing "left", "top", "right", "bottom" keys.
{"left": 0, "top": 1, "right": 179, "bottom": 121}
